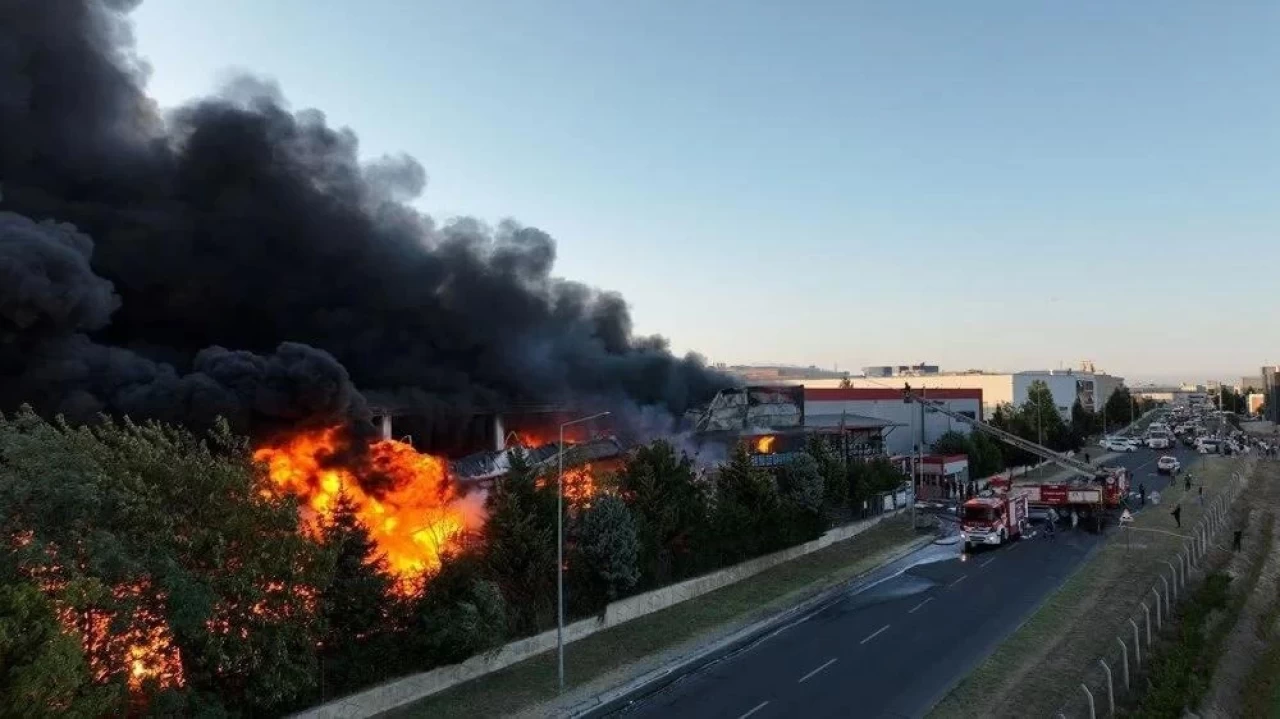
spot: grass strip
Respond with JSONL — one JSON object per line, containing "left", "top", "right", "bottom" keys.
{"left": 1235, "top": 522, "right": 1280, "bottom": 718}
{"left": 387, "top": 515, "right": 921, "bottom": 719}
{"left": 930, "top": 457, "right": 1241, "bottom": 719}
{"left": 1128, "top": 514, "right": 1272, "bottom": 717}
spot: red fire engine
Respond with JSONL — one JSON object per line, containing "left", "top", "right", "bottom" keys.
{"left": 960, "top": 491, "right": 1029, "bottom": 548}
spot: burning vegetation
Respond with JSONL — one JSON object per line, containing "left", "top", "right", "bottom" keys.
{"left": 0, "top": 0, "right": 740, "bottom": 714}
{"left": 254, "top": 427, "right": 485, "bottom": 580}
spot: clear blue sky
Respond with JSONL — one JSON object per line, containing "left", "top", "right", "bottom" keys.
{"left": 130, "top": 1, "right": 1278, "bottom": 384}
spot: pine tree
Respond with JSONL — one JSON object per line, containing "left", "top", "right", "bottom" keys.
{"left": 482, "top": 448, "right": 558, "bottom": 634}
{"left": 615, "top": 440, "right": 710, "bottom": 585}
{"left": 317, "top": 493, "right": 397, "bottom": 697}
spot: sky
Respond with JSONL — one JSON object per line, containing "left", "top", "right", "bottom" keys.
{"left": 128, "top": 1, "right": 1278, "bottom": 385}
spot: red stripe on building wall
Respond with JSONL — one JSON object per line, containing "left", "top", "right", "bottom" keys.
{"left": 805, "top": 387, "right": 983, "bottom": 402}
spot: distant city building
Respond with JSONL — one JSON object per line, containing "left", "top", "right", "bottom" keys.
{"left": 1263, "top": 366, "right": 1280, "bottom": 422}
{"left": 1132, "top": 385, "right": 1208, "bottom": 408}
{"left": 862, "top": 363, "right": 940, "bottom": 377}
{"left": 793, "top": 365, "right": 1123, "bottom": 421}
{"left": 721, "top": 364, "right": 849, "bottom": 383}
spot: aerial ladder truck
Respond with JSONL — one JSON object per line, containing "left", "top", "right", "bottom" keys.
{"left": 903, "top": 384, "right": 1130, "bottom": 541}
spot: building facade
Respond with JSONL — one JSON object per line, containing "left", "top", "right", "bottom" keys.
{"left": 796, "top": 368, "right": 1123, "bottom": 421}
{"left": 1264, "top": 366, "right": 1280, "bottom": 422}
{"left": 803, "top": 387, "right": 983, "bottom": 456}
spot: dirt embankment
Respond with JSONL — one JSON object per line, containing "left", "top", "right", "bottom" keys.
{"left": 1196, "top": 462, "right": 1280, "bottom": 718}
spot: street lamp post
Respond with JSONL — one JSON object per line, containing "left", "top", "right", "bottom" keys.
{"left": 557, "top": 410, "right": 610, "bottom": 692}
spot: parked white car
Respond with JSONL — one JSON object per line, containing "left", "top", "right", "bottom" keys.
{"left": 1103, "top": 438, "right": 1136, "bottom": 452}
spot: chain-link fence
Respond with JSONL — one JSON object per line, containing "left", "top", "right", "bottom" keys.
{"left": 1049, "top": 468, "right": 1250, "bottom": 718}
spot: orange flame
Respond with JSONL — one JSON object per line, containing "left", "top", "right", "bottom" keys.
{"left": 57, "top": 581, "right": 185, "bottom": 693}
{"left": 254, "top": 428, "right": 484, "bottom": 579}
{"left": 560, "top": 465, "right": 597, "bottom": 505}
{"left": 511, "top": 426, "right": 590, "bottom": 447}
{"left": 537, "top": 458, "right": 625, "bottom": 508}
{"left": 755, "top": 436, "right": 776, "bottom": 454}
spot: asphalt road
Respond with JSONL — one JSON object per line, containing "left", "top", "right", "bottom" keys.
{"left": 619, "top": 446, "right": 1197, "bottom": 719}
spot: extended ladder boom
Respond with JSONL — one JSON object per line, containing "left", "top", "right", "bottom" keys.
{"left": 903, "top": 384, "right": 1100, "bottom": 480}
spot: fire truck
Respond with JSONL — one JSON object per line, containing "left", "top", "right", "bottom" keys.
{"left": 904, "top": 385, "right": 1131, "bottom": 533}
{"left": 960, "top": 491, "right": 1029, "bottom": 548}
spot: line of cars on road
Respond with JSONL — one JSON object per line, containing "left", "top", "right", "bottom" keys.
{"left": 1101, "top": 408, "right": 1250, "bottom": 457}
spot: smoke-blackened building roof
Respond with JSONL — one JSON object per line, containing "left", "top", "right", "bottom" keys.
{"left": 452, "top": 437, "right": 625, "bottom": 482}
{"left": 687, "top": 385, "right": 805, "bottom": 433}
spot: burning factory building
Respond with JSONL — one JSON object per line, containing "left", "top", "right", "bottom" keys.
{"left": 687, "top": 385, "right": 897, "bottom": 469}
{"left": 0, "top": 1, "right": 740, "bottom": 706}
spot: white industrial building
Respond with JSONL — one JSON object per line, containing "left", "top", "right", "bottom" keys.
{"left": 795, "top": 367, "right": 1124, "bottom": 421}
{"left": 804, "top": 387, "right": 984, "bottom": 456}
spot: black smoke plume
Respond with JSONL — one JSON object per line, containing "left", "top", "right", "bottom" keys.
{"left": 0, "top": 0, "right": 733, "bottom": 448}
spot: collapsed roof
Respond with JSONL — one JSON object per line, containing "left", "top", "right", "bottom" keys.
{"left": 686, "top": 385, "right": 806, "bottom": 433}
{"left": 452, "top": 437, "right": 626, "bottom": 482}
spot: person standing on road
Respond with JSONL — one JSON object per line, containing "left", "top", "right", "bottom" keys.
{"left": 1045, "top": 516, "right": 1056, "bottom": 540}
{"left": 1071, "top": 510, "right": 1079, "bottom": 531}
{"left": 1234, "top": 528, "right": 1244, "bottom": 551}
{"left": 1198, "top": 485, "right": 1204, "bottom": 507}
{"left": 1185, "top": 475, "right": 1191, "bottom": 492}
{"left": 1139, "top": 483, "right": 1147, "bottom": 507}
{"left": 1171, "top": 503, "right": 1182, "bottom": 529}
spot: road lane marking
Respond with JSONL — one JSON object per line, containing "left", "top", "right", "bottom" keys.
{"left": 860, "top": 624, "right": 891, "bottom": 644}
{"left": 737, "top": 700, "right": 770, "bottom": 719}
{"left": 907, "top": 597, "right": 933, "bottom": 614}
{"left": 797, "top": 657, "right": 838, "bottom": 683}
{"left": 979, "top": 557, "right": 996, "bottom": 568}
{"left": 949, "top": 574, "right": 968, "bottom": 588}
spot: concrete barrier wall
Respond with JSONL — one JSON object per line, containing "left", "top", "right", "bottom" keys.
{"left": 293, "top": 507, "right": 907, "bottom": 719}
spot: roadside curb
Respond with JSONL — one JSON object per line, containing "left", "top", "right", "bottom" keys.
{"left": 566, "top": 534, "right": 937, "bottom": 718}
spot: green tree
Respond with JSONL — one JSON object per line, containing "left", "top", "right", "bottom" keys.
{"left": 315, "top": 494, "right": 400, "bottom": 697}
{"left": 777, "top": 453, "right": 825, "bottom": 542}
{"left": 1021, "top": 380, "right": 1070, "bottom": 450}
{"left": 0, "top": 408, "right": 326, "bottom": 716}
{"left": 1070, "top": 399, "right": 1099, "bottom": 449}
{"left": 407, "top": 551, "right": 506, "bottom": 667}
{"left": 933, "top": 429, "right": 1003, "bottom": 478}
{"left": 1217, "top": 386, "right": 1247, "bottom": 414}
{"left": 711, "top": 446, "right": 782, "bottom": 562}
{"left": 847, "top": 457, "right": 907, "bottom": 514}
{"left": 615, "top": 441, "right": 710, "bottom": 586}
{"left": 482, "top": 449, "right": 557, "bottom": 635}
{"left": 1103, "top": 387, "right": 1138, "bottom": 432}
{"left": 804, "top": 435, "right": 846, "bottom": 522}
{"left": 931, "top": 430, "right": 972, "bottom": 457}
{"left": 969, "top": 431, "right": 1006, "bottom": 478}
{"left": 570, "top": 495, "right": 641, "bottom": 609}
{"left": 0, "top": 579, "right": 120, "bottom": 718}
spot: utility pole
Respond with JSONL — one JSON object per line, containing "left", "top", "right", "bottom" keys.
{"left": 1037, "top": 397, "right": 1044, "bottom": 446}
{"left": 920, "top": 386, "right": 926, "bottom": 502}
